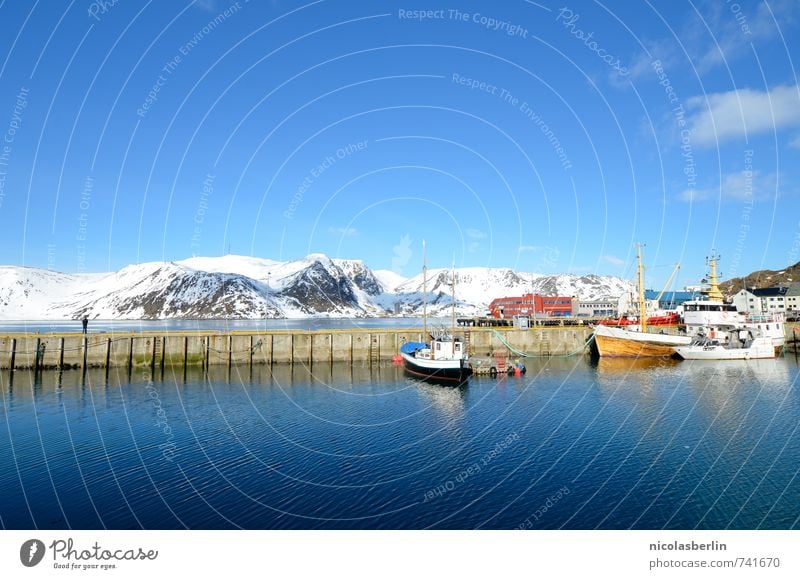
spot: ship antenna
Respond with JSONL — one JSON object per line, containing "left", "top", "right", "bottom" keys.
{"left": 451, "top": 257, "right": 456, "bottom": 335}
{"left": 422, "top": 239, "right": 427, "bottom": 338}
{"left": 637, "top": 243, "right": 647, "bottom": 333}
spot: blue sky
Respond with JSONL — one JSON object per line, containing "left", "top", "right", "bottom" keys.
{"left": 0, "top": 0, "right": 798, "bottom": 289}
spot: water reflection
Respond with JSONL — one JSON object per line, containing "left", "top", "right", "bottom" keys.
{"left": 590, "top": 356, "right": 682, "bottom": 397}
{"left": 1, "top": 355, "right": 799, "bottom": 529}
{"left": 591, "top": 356, "right": 681, "bottom": 375}
{"left": 0, "top": 361, "right": 416, "bottom": 398}
{"left": 678, "top": 358, "right": 793, "bottom": 390}
{"left": 414, "top": 381, "right": 467, "bottom": 421}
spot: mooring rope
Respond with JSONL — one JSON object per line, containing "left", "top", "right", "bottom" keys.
{"left": 490, "top": 329, "right": 595, "bottom": 358}
{"left": 208, "top": 339, "right": 263, "bottom": 361}
{"left": 9, "top": 335, "right": 133, "bottom": 354}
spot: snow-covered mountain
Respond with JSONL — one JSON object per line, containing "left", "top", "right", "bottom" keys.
{"left": 0, "top": 255, "right": 632, "bottom": 320}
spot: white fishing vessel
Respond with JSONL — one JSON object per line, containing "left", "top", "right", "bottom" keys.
{"left": 675, "top": 328, "right": 776, "bottom": 360}
{"left": 680, "top": 255, "right": 785, "bottom": 354}
{"left": 400, "top": 242, "right": 472, "bottom": 383}
{"left": 400, "top": 328, "right": 472, "bottom": 382}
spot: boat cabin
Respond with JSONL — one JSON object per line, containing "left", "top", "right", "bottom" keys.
{"left": 683, "top": 302, "right": 738, "bottom": 313}
{"left": 427, "top": 335, "right": 465, "bottom": 361}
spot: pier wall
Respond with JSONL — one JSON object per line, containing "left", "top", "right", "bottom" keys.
{"left": 0, "top": 328, "right": 594, "bottom": 371}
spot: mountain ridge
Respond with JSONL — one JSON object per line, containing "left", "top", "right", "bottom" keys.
{"left": 719, "top": 261, "right": 800, "bottom": 297}
{"left": 0, "top": 254, "right": 633, "bottom": 320}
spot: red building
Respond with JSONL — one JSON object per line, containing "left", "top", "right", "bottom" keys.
{"left": 489, "top": 294, "right": 577, "bottom": 318}
{"left": 488, "top": 293, "right": 535, "bottom": 318}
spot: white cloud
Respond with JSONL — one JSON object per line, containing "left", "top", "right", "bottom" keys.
{"left": 619, "top": 0, "right": 797, "bottom": 86}
{"left": 686, "top": 84, "right": 800, "bottom": 145}
{"left": 465, "top": 228, "right": 487, "bottom": 239}
{"left": 601, "top": 255, "right": 626, "bottom": 267}
{"left": 612, "top": 37, "right": 678, "bottom": 84}
{"left": 679, "top": 170, "right": 778, "bottom": 202}
{"left": 790, "top": 135, "right": 800, "bottom": 149}
{"left": 468, "top": 242, "right": 481, "bottom": 253}
{"left": 329, "top": 227, "right": 357, "bottom": 237}
{"left": 193, "top": 0, "right": 216, "bottom": 11}
{"left": 517, "top": 245, "right": 541, "bottom": 253}
{"left": 693, "top": 0, "right": 798, "bottom": 71}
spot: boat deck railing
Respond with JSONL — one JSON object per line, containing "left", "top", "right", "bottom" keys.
{"left": 745, "top": 313, "right": 785, "bottom": 323}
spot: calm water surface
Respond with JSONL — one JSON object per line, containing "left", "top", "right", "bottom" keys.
{"left": 1, "top": 355, "right": 798, "bottom": 529}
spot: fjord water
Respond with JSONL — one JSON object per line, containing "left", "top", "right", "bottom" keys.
{"left": 1, "top": 356, "right": 798, "bottom": 530}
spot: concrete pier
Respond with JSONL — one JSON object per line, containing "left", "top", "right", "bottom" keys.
{"left": 0, "top": 327, "right": 593, "bottom": 371}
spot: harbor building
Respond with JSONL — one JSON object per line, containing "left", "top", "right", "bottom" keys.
{"left": 785, "top": 283, "right": 800, "bottom": 313}
{"left": 488, "top": 294, "right": 578, "bottom": 318}
{"left": 732, "top": 287, "right": 789, "bottom": 313}
{"left": 643, "top": 289, "right": 701, "bottom": 311}
{"left": 577, "top": 298, "right": 618, "bottom": 318}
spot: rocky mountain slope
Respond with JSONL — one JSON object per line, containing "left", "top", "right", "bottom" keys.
{"left": 719, "top": 261, "right": 800, "bottom": 296}
{"left": 0, "top": 254, "right": 634, "bottom": 320}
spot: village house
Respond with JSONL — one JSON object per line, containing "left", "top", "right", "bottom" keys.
{"left": 732, "top": 286, "right": 789, "bottom": 314}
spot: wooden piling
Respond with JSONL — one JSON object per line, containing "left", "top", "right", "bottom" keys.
{"left": 105, "top": 338, "right": 111, "bottom": 380}
{"left": 9, "top": 338, "right": 15, "bottom": 372}
{"left": 58, "top": 337, "right": 65, "bottom": 370}
{"left": 33, "top": 338, "right": 41, "bottom": 374}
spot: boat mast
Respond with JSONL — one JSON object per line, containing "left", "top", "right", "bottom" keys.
{"left": 637, "top": 243, "right": 647, "bottom": 333}
{"left": 451, "top": 260, "right": 456, "bottom": 334}
{"left": 422, "top": 239, "right": 427, "bottom": 338}
{"left": 704, "top": 253, "right": 724, "bottom": 302}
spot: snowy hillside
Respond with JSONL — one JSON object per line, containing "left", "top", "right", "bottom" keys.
{"left": 0, "top": 254, "right": 633, "bottom": 320}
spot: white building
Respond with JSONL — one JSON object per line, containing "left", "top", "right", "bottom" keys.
{"left": 732, "top": 287, "right": 788, "bottom": 313}
{"left": 785, "top": 283, "right": 800, "bottom": 312}
{"left": 577, "top": 297, "right": 618, "bottom": 317}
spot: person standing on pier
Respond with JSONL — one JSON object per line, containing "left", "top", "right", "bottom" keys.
{"left": 81, "top": 316, "right": 88, "bottom": 334}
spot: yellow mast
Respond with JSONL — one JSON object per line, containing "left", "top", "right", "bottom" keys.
{"left": 704, "top": 253, "right": 724, "bottom": 302}
{"left": 637, "top": 243, "right": 647, "bottom": 333}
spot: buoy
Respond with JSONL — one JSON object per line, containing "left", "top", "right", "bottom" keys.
{"left": 392, "top": 354, "right": 403, "bottom": 364}
{"left": 514, "top": 366, "right": 522, "bottom": 376}
{"left": 489, "top": 367, "right": 498, "bottom": 377}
